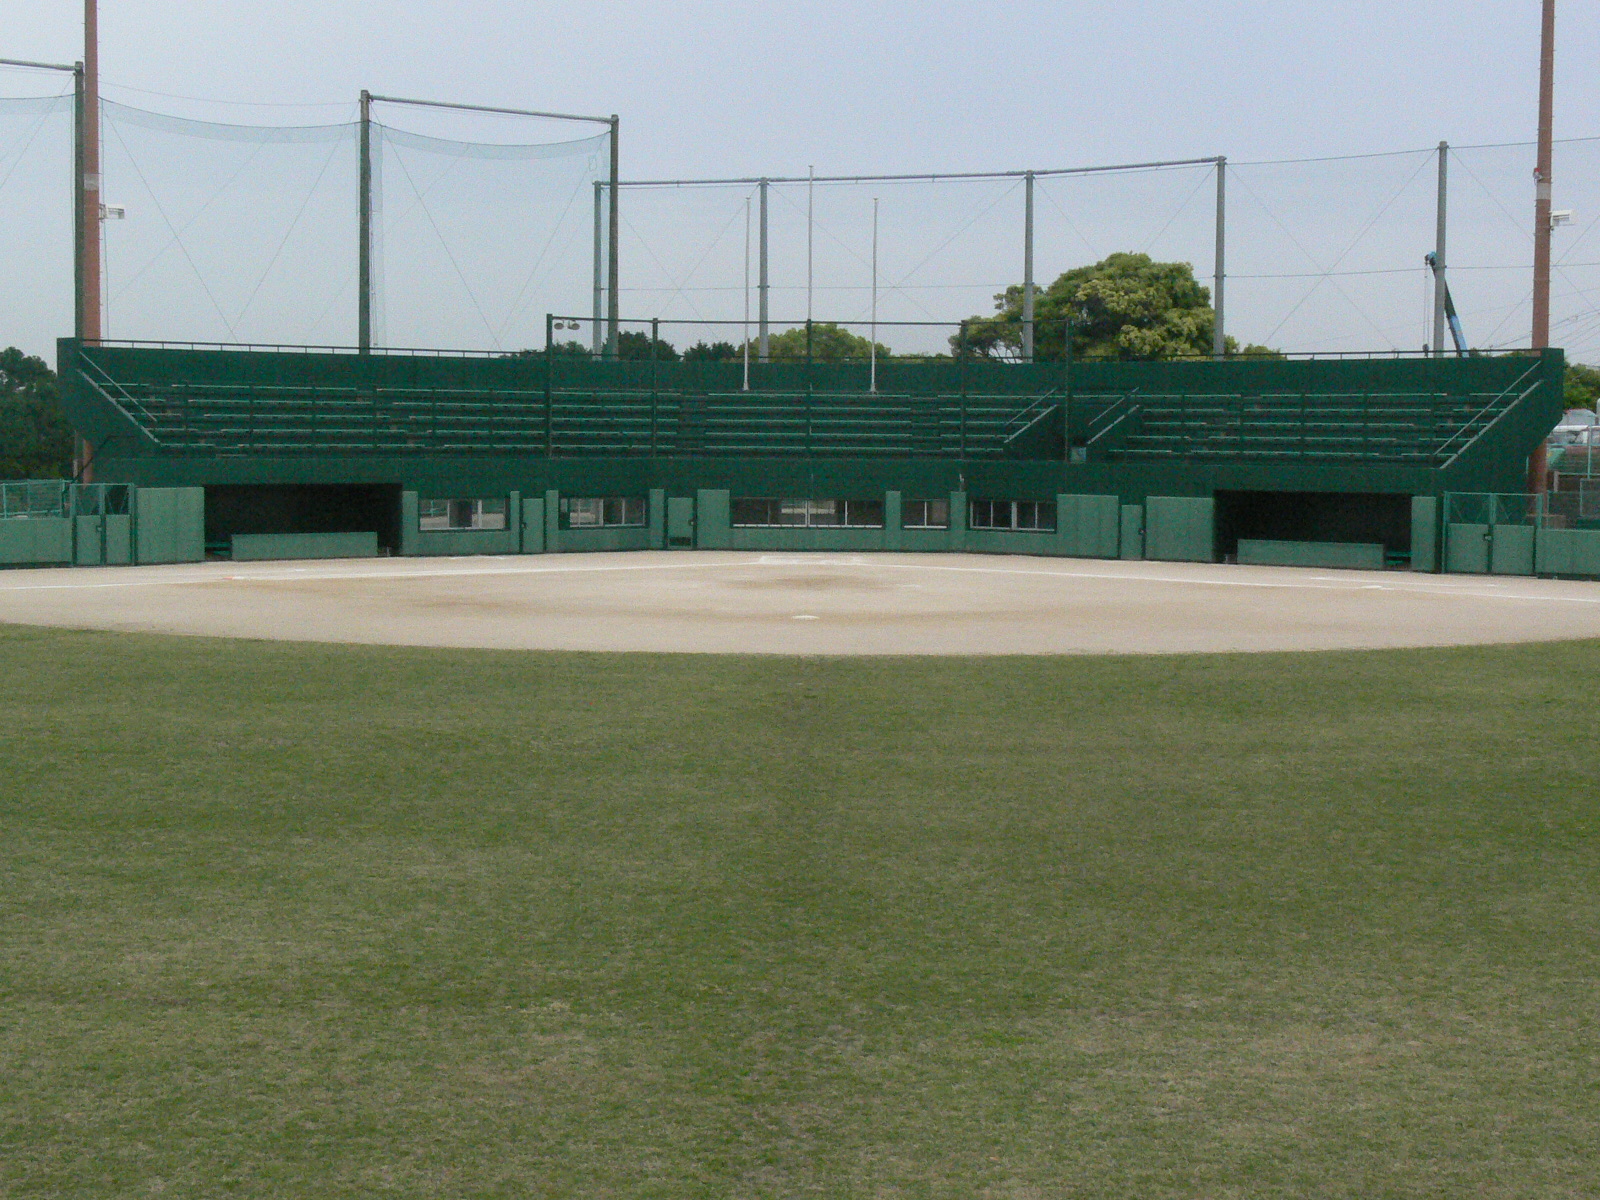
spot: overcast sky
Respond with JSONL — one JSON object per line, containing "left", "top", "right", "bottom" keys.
{"left": 5, "top": 2, "right": 1600, "bottom": 358}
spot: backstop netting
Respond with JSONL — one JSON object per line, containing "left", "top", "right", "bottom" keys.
{"left": 372, "top": 120, "right": 607, "bottom": 352}
{"left": 0, "top": 92, "right": 75, "bottom": 362}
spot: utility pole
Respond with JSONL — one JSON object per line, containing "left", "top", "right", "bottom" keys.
{"left": 1530, "top": 0, "right": 1555, "bottom": 493}
{"left": 1022, "top": 171, "right": 1035, "bottom": 362}
{"left": 80, "top": 0, "right": 102, "bottom": 346}
{"left": 1212, "top": 157, "right": 1226, "bottom": 359}
{"left": 1432, "top": 142, "right": 1449, "bottom": 357}
{"left": 358, "top": 90, "right": 372, "bottom": 353}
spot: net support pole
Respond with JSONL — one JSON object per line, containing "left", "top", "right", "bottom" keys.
{"left": 870, "top": 197, "right": 879, "bottom": 394}
{"left": 72, "top": 61, "right": 86, "bottom": 343}
{"left": 1530, "top": 0, "right": 1555, "bottom": 494}
{"left": 1212, "top": 156, "right": 1226, "bottom": 359}
{"left": 358, "top": 90, "right": 372, "bottom": 354}
{"left": 1022, "top": 170, "right": 1035, "bottom": 362}
{"left": 758, "top": 178, "right": 770, "bottom": 362}
{"left": 80, "top": 0, "right": 101, "bottom": 345}
{"left": 607, "top": 116, "right": 620, "bottom": 359}
{"left": 592, "top": 181, "right": 604, "bottom": 355}
{"left": 806, "top": 165, "right": 814, "bottom": 324}
{"left": 1432, "top": 141, "right": 1449, "bottom": 357}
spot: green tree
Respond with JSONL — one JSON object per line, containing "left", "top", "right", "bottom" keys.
{"left": 957, "top": 252, "right": 1278, "bottom": 360}
{"left": 1564, "top": 362, "right": 1600, "bottom": 409}
{"left": 763, "top": 323, "right": 892, "bottom": 362}
{"left": 616, "top": 331, "right": 679, "bottom": 361}
{"left": 0, "top": 347, "right": 73, "bottom": 479}
{"left": 512, "top": 341, "right": 592, "bottom": 360}
{"left": 682, "top": 340, "right": 743, "bottom": 363}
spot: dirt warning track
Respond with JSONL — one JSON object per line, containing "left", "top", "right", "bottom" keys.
{"left": 3, "top": 551, "right": 1599, "bottom": 655}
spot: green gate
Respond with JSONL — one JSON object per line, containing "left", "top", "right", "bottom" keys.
{"left": 1444, "top": 494, "right": 1538, "bottom": 576}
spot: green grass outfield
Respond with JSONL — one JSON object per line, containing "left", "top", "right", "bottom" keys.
{"left": 2, "top": 625, "right": 1597, "bottom": 1198}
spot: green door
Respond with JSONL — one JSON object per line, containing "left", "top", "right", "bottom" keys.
{"left": 667, "top": 496, "right": 696, "bottom": 548}
{"left": 1445, "top": 524, "right": 1491, "bottom": 574}
{"left": 1490, "top": 524, "right": 1535, "bottom": 575}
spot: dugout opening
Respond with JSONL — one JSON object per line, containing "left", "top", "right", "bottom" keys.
{"left": 1214, "top": 491, "right": 1412, "bottom": 563}
{"left": 204, "top": 484, "right": 402, "bottom": 556}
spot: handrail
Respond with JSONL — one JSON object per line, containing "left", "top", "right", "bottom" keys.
{"left": 1432, "top": 361, "right": 1543, "bottom": 459}
{"left": 77, "top": 351, "right": 163, "bottom": 428}
{"left": 1440, "top": 382, "right": 1545, "bottom": 470}
{"left": 1086, "top": 397, "right": 1144, "bottom": 448}
{"left": 74, "top": 368, "right": 165, "bottom": 446}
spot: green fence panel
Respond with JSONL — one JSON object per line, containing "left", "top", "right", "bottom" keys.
{"left": 133, "top": 487, "right": 205, "bottom": 564}
{"left": 0, "top": 517, "right": 74, "bottom": 565}
{"left": 949, "top": 490, "right": 968, "bottom": 552}
{"left": 1445, "top": 524, "right": 1491, "bottom": 574}
{"left": 231, "top": 532, "right": 379, "bottom": 561}
{"left": 520, "top": 497, "right": 545, "bottom": 553}
{"left": 1145, "top": 496, "right": 1215, "bottom": 562}
{"left": 1535, "top": 527, "right": 1600, "bottom": 577}
{"left": 545, "top": 490, "right": 560, "bottom": 553}
{"left": 1490, "top": 524, "right": 1536, "bottom": 576}
{"left": 73, "top": 516, "right": 105, "bottom": 565}
{"left": 884, "top": 491, "right": 904, "bottom": 552}
{"left": 104, "top": 514, "right": 131, "bottom": 565}
{"left": 560, "top": 526, "right": 653, "bottom": 553}
{"left": 1056, "top": 494, "right": 1121, "bottom": 558}
{"left": 399, "top": 491, "right": 419, "bottom": 556}
{"left": 1120, "top": 505, "right": 1144, "bottom": 560}
{"left": 696, "top": 489, "right": 731, "bottom": 549}
{"left": 666, "top": 496, "right": 695, "bottom": 548}
{"left": 1237, "top": 539, "right": 1385, "bottom": 570}
{"left": 649, "top": 489, "right": 666, "bottom": 550}
{"left": 1410, "top": 496, "right": 1439, "bottom": 572}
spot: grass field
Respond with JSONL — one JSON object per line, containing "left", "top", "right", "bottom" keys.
{"left": 2, "top": 625, "right": 1597, "bottom": 1198}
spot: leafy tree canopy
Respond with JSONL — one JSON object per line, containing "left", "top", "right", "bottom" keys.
{"left": 1564, "top": 362, "right": 1600, "bottom": 409}
{"left": 957, "top": 252, "right": 1278, "bottom": 360}
{"left": 763, "top": 323, "right": 892, "bottom": 363}
{"left": 616, "top": 331, "right": 680, "bottom": 362}
{"left": 0, "top": 347, "right": 73, "bottom": 479}
{"left": 682, "top": 340, "right": 743, "bottom": 363}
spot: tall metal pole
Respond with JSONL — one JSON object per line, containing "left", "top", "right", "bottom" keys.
{"left": 1022, "top": 170, "right": 1035, "bottom": 362}
{"left": 743, "top": 194, "right": 751, "bottom": 391}
{"left": 1530, "top": 0, "right": 1555, "bottom": 495}
{"left": 806, "top": 165, "right": 814, "bottom": 325}
{"left": 80, "top": 0, "right": 102, "bottom": 345}
{"left": 1432, "top": 141, "right": 1449, "bottom": 357}
{"left": 870, "top": 197, "right": 879, "bottom": 394}
{"left": 607, "top": 116, "right": 620, "bottom": 358}
{"left": 1212, "top": 156, "right": 1226, "bottom": 359}
{"left": 358, "top": 90, "right": 372, "bottom": 354}
{"left": 758, "top": 178, "right": 770, "bottom": 361}
{"left": 592, "top": 181, "right": 603, "bottom": 355}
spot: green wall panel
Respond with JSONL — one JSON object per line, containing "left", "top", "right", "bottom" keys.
{"left": 520, "top": 497, "right": 545, "bottom": 553}
{"left": 0, "top": 517, "right": 73, "bottom": 565}
{"left": 1535, "top": 527, "right": 1600, "bottom": 577}
{"left": 1120, "top": 505, "right": 1144, "bottom": 560}
{"left": 1490, "top": 524, "right": 1536, "bottom": 576}
{"left": 1237, "top": 539, "right": 1385, "bottom": 570}
{"left": 232, "top": 532, "right": 380, "bottom": 561}
{"left": 104, "top": 514, "right": 131, "bottom": 565}
{"left": 1445, "top": 524, "right": 1491, "bottom": 574}
{"left": 1410, "top": 496, "right": 1439, "bottom": 572}
{"left": 1057, "top": 493, "right": 1121, "bottom": 558}
{"left": 133, "top": 487, "right": 204, "bottom": 564}
{"left": 1145, "top": 496, "right": 1215, "bottom": 563}
{"left": 696, "top": 489, "right": 731, "bottom": 549}
{"left": 73, "top": 516, "right": 105, "bottom": 565}
{"left": 560, "top": 527, "right": 653, "bottom": 553}
{"left": 648, "top": 489, "right": 666, "bottom": 550}
{"left": 400, "top": 491, "right": 419, "bottom": 556}
{"left": 545, "top": 490, "right": 560, "bottom": 553}
{"left": 415, "top": 529, "right": 518, "bottom": 557}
